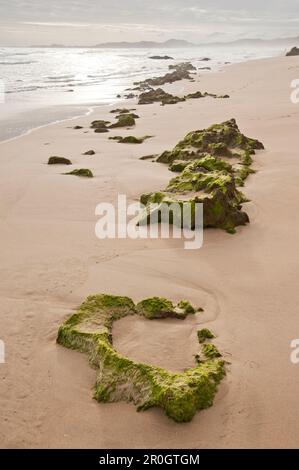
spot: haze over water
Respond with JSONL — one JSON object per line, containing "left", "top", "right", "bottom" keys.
{"left": 0, "top": 44, "right": 283, "bottom": 141}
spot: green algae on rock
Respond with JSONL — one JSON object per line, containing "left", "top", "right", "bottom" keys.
{"left": 136, "top": 297, "right": 196, "bottom": 320}
{"left": 48, "top": 156, "right": 72, "bottom": 165}
{"left": 197, "top": 329, "right": 216, "bottom": 344}
{"left": 138, "top": 120, "right": 264, "bottom": 233}
{"left": 110, "top": 108, "right": 136, "bottom": 114}
{"left": 109, "top": 135, "right": 153, "bottom": 144}
{"left": 109, "top": 114, "right": 136, "bottom": 128}
{"left": 185, "top": 91, "right": 230, "bottom": 100}
{"left": 91, "top": 120, "right": 110, "bottom": 130}
{"left": 57, "top": 294, "right": 225, "bottom": 423}
{"left": 64, "top": 168, "right": 93, "bottom": 178}
{"left": 138, "top": 88, "right": 186, "bottom": 106}
{"left": 202, "top": 343, "right": 222, "bottom": 359}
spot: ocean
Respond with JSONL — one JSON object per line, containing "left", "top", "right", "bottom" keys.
{"left": 0, "top": 45, "right": 283, "bottom": 142}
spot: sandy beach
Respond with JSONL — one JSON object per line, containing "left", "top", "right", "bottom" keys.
{"left": 1, "top": 55, "right": 299, "bottom": 448}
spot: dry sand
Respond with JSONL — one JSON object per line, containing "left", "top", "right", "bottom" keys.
{"left": 1, "top": 56, "right": 299, "bottom": 448}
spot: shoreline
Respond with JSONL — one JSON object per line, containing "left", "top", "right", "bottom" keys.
{"left": 0, "top": 53, "right": 281, "bottom": 144}
{"left": 1, "top": 54, "right": 299, "bottom": 448}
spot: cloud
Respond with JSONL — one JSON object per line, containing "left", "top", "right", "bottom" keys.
{"left": 1, "top": 1, "right": 299, "bottom": 45}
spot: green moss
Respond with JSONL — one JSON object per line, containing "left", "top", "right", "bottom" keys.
{"left": 177, "top": 300, "right": 196, "bottom": 314}
{"left": 109, "top": 114, "right": 136, "bottom": 128}
{"left": 138, "top": 119, "right": 263, "bottom": 233}
{"left": 197, "top": 329, "right": 215, "bottom": 344}
{"left": 64, "top": 168, "right": 93, "bottom": 178}
{"left": 48, "top": 156, "right": 72, "bottom": 165}
{"left": 136, "top": 297, "right": 196, "bottom": 320}
{"left": 110, "top": 135, "right": 153, "bottom": 144}
{"left": 110, "top": 108, "right": 136, "bottom": 114}
{"left": 168, "top": 160, "right": 190, "bottom": 172}
{"left": 202, "top": 343, "right": 222, "bottom": 359}
{"left": 91, "top": 120, "right": 110, "bottom": 129}
{"left": 57, "top": 293, "right": 226, "bottom": 423}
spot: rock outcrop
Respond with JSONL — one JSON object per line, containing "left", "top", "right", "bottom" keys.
{"left": 57, "top": 293, "right": 225, "bottom": 423}
{"left": 138, "top": 88, "right": 185, "bottom": 105}
{"left": 286, "top": 47, "right": 299, "bottom": 56}
{"left": 48, "top": 156, "right": 72, "bottom": 165}
{"left": 139, "top": 119, "right": 264, "bottom": 233}
{"left": 64, "top": 168, "right": 93, "bottom": 178}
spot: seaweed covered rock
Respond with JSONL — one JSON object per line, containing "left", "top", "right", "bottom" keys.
{"left": 136, "top": 297, "right": 196, "bottom": 320}
{"left": 185, "top": 91, "right": 230, "bottom": 100}
{"left": 202, "top": 343, "right": 222, "bottom": 359}
{"left": 91, "top": 120, "right": 110, "bottom": 131}
{"left": 64, "top": 168, "right": 93, "bottom": 178}
{"left": 57, "top": 294, "right": 226, "bottom": 423}
{"left": 135, "top": 62, "right": 195, "bottom": 88}
{"left": 157, "top": 119, "right": 264, "bottom": 164}
{"left": 48, "top": 156, "right": 72, "bottom": 165}
{"left": 197, "top": 329, "right": 215, "bottom": 344}
{"left": 138, "top": 88, "right": 185, "bottom": 105}
{"left": 110, "top": 108, "right": 136, "bottom": 114}
{"left": 139, "top": 119, "right": 264, "bottom": 233}
{"left": 109, "top": 135, "right": 152, "bottom": 144}
{"left": 286, "top": 47, "right": 299, "bottom": 57}
{"left": 149, "top": 55, "right": 174, "bottom": 60}
{"left": 109, "top": 114, "right": 136, "bottom": 128}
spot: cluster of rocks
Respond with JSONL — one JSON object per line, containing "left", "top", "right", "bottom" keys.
{"left": 138, "top": 87, "right": 229, "bottom": 105}
{"left": 47, "top": 156, "right": 94, "bottom": 177}
{"left": 139, "top": 119, "right": 264, "bottom": 233}
{"left": 91, "top": 112, "right": 138, "bottom": 133}
{"left": 109, "top": 135, "right": 152, "bottom": 144}
{"left": 57, "top": 293, "right": 225, "bottom": 423}
{"left": 286, "top": 47, "right": 299, "bottom": 56}
{"left": 149, "top": 55, "right": 174, "bottom": 60}
{"left": 134, "top": 62, "right": 196, "bottom": 88}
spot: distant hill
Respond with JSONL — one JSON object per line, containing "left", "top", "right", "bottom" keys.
{"left": 94, "top": 39, "right": 195, "bottom": 48}
{"left": 205, "top": 36, "right": 299, "bottom": 47}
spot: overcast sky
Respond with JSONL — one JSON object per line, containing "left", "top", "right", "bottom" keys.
{"left": 0, "top": 0, "right": 299, "bottom": 46}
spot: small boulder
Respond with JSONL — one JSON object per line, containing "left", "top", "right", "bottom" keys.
{"left": 83, "top": 150, "right": 95, "bottom": 155}
{"left": 286, "top": 47, "right": 299, "bottom": 56}
{"left": 109, "top": 114, "right": 136, "bottom": 128}
{"left": 48, "top": 156, "right": 72, "bottom": 165}
{"left": 64, "top": 168, "right": 93, "bottom": 178}
{"left": 149, "top": 55, "right": 174, "bottom": 60}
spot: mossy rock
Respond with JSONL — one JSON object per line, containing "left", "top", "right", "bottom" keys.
{"left": 64, "top": 168, "right": 93, "bottom": 178}
{"left": 48, "top": 156, "right": 72, "bottom": 165}
{"left": 202, "top": 343, "right": 222, "bottom": 359}
{"left": 94, "top": 128, "right": 109, "bottom": 134}
{"left": 139, "top": 119, "right": 264, "bottom": 233}
{"left": 168, "top": 160, "right": 190, "bottom": 173}
{"left": 116, "top": 113, "right": 139, "bottom": 120}
{"left": 91, "top": 120, "right": 110, "bottom": 130}
{"left": 110, "top": 108, "right": 136, "bottom": 114}
{"left": 109, "top": 114, "right": 136, "bottom": 128}
{"left": 110, "top": 135, "right": 153, "bottom": 144}
{"left": 57, "top": 293, "right": 226, "bottom": 423}
{"left": 157, "top": 119, "right": 264, "bottom": 165}
{"left": 197, "top": 329, "right": 215, "bottom": 344}
{"left": 138, "top": 88, "right": 185, "bottom": 106}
